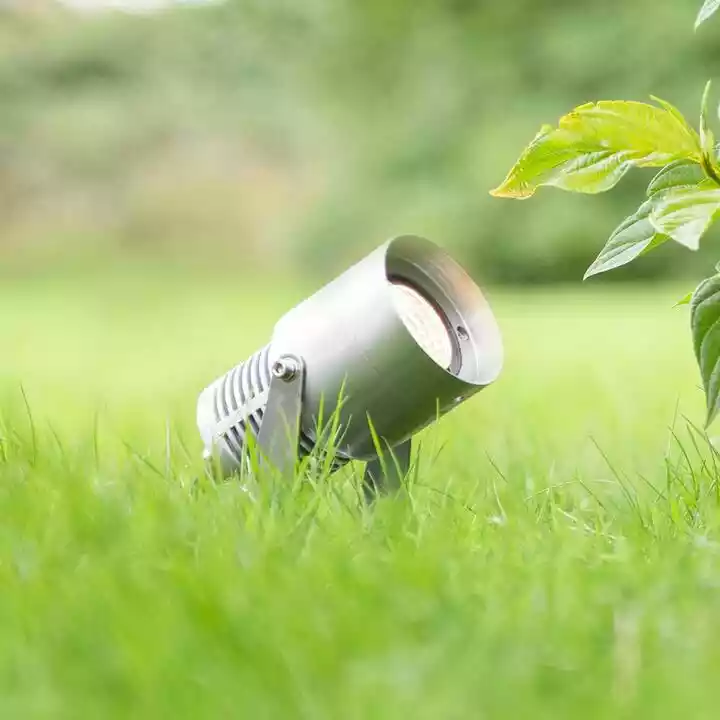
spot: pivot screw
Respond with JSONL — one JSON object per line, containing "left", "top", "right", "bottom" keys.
{"left": 272, "top": 356, "right": 299, "bottom": 382}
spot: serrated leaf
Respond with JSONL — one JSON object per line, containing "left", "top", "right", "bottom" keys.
{"left": 696, "top": 0, "right": 720, "bottom": 29}
{"left": 651, "top": 96, "right": 701, "bottom": 143}
{"left": 691, "top": 275, "right": 720, "bottom": 426}
{"left": 491, "top": 100, "right": 701, "bottom": 199}
{"left": 647, "top": 159, "right": 709, "bottom": 196}
{"left": 650, "top": 187, "right": 720, "bottom": 249}
{"left": 584, "top": 201, "right": 669, "bottom": 278}
{"left": 585, "top": 158, "right": 712, "bottom": 279}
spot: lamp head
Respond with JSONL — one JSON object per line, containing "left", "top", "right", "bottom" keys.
{"left": 197, "top": 235, "right": 503, "bottom": 480}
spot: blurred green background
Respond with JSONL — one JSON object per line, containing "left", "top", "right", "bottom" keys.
{"left": 5, "top": 7, "right": 720, "bottom": 717}
{"left": 3, "top": 0, "right": 720, "bottom": 284}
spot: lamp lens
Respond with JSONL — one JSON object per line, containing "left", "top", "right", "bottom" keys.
{"left": 390, "top": 279, "right": 455, "bottom": 370}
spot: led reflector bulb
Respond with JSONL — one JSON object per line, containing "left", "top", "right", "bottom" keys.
{"left": 390, "top": 279, "right": 456, "bottom": 371}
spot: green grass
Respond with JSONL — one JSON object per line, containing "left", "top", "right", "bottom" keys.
{"left": 1, "top": 269, "right": 719, "bottom": 719}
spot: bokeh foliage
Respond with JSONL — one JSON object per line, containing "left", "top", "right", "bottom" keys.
{"left": 2, "top": 0, "right": 720, "bottom": 282}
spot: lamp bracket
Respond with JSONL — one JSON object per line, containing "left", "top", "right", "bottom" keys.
{"left": 257, "top": 354, "right": 306, "bottom": 475}
{"left": 257, "top": 353, "right": 408, "bottom": 499}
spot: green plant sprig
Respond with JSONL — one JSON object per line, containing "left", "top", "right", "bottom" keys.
{"left": 491, "top": 1, "right": 720, "bottom": 426}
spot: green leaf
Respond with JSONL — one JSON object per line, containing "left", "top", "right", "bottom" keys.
{"left": 651, "top": 96, "right": 700, "bottom": 137}
{"left": 696, "top": 0, "right": 720, "bottom": 29}
{"left": 647, "top": 159, "right": 709, "bottom": 196}
{"left": 584, "top": 201, "right": 668, "bottom": 279}
{"left": 584, "top": 159, "right": 713, "bottom": 279}
{"left": 675, "top": 292, "right": 694, "bottom": 307}
{"left": 651, "top": 187, "right": 720, "bottom": 249}
{"left": 691, "top": 275, "right": 720, "bottom": 426}
{"left": 491, "top": 100, "right": 702, "bottom": 199}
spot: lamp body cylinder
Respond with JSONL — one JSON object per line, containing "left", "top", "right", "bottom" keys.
{"left": 269, "top": 235, "right": 502, "bottom": 461}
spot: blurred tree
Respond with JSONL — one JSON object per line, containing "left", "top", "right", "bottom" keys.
{"left": 0, "top": 0, "right": 716, "bottom": 282}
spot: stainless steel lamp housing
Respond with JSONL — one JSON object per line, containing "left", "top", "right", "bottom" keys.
{"left": 196, "top": 235, "right": 503, "bottom": 487}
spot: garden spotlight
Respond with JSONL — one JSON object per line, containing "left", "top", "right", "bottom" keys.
{"left": 196, "top": 235, "right": 503, "bottom": 495}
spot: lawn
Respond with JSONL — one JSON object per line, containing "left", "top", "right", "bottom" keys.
{"left": 1, "top": 267, "right": 717, "bottom": 719}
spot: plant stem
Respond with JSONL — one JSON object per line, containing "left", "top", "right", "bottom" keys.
{"left": 702, "top": 152, "right": 720, "bottom": 187}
